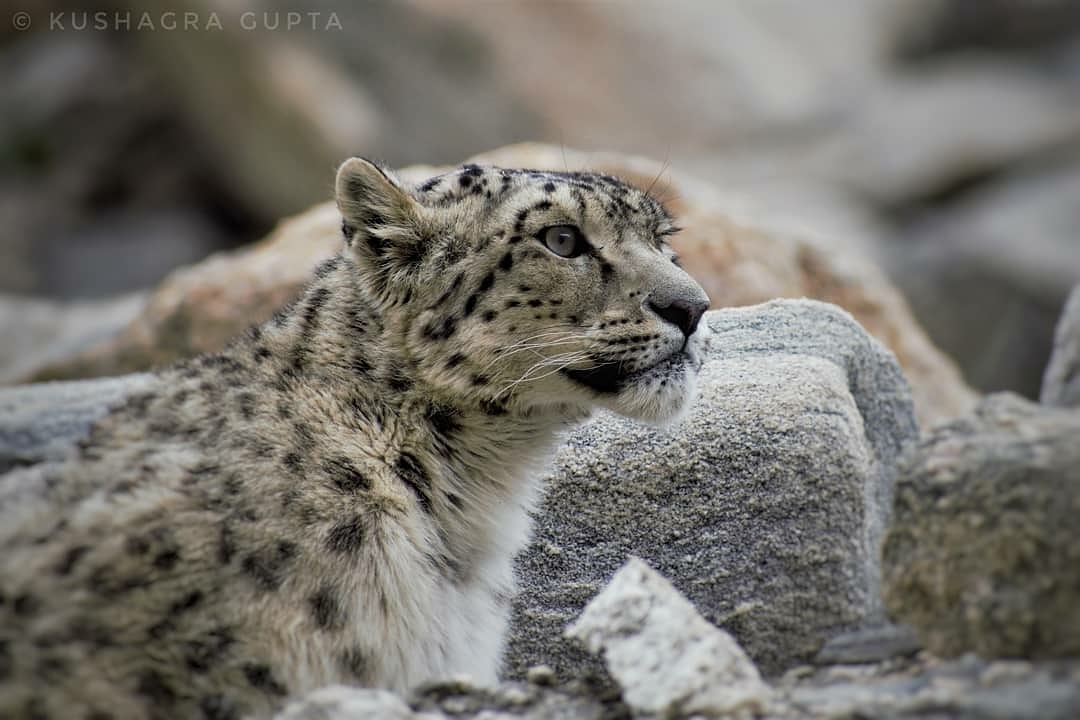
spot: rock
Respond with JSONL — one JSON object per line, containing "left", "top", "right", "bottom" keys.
{"left": 888, "top": 157, "right": 1080, "bottom": 399}
{"left": 0, "top": 293, "right": 147, "bottom": 386}
{"left": 882, "top": 393, "right": 1080, "bottom": 659}
{"left": 813, "top": 624, "right": 922, "bottom": 666}
{"left": 776, "top": 654, "right": 1080, "bottom": 720}
{"left": 275, "top": 677, "right": 623, "bottom": 720}
{"left": 1041, "top": 284, "right": 1080, "bottom": 407}
{"left": 0, "top": 374, "right": 153, "bottom": 474}
{"left": 274, "top": 686, "right": 417, "bottom": 720}
{"left": 566, "top": 557, "right": 771, "bottom": 718}
{"left": 272, "top": 602, "right": 1080, "bottom": 720}
{"left": 523, "top": 665, "right": 555, "bottom": 686}
{"left": 19, "top": 144, "right": 974, "bottom": 427}
{"left": 410, "top": 678, "right": 614, "bottom": 720}
{"left": 276, "top": 652, "right": 1080, "bottom": 720}
{"left": 508, "top": 299, "right": 919, "bottom": 678}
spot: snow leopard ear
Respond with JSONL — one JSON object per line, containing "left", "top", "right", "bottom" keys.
{"left": 335, "top": 157, "right": 426, "bottom": 301}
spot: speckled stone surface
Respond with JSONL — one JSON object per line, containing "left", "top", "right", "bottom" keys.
{"left": 508, "top": 299, "right": 918, "bottom": 678}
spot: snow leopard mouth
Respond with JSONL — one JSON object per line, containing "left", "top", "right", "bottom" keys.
{"left": 562, "top": 350, "right": 691, "bottom": 395}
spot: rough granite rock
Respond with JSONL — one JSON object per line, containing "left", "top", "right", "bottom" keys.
{"left": 566, "top": 557, "right": 770, "bottom": 718}
{"left": 882, "top": 393, "right": 1080, "bottom": 659}
{"left": 11, "top": 144, "right": 974, "bottom": 427}
{"left": 508, "top": 299, "right": 919, "bottom": 679}
{"left": 1041, "top": 284, "right": 1080, "bottom": 407}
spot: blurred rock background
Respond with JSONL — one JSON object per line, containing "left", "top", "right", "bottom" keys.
{"left": 2, "top": 0, "right": 1080, "bottom": 398}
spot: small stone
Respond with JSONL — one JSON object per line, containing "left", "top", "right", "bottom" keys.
{"left": 525, "top": 664, "right": 556, "bottom": 686}
{"left": 497, "top": 685, "right": 531, "bottom": 706}
{"left": 566, "top": 557, "right": 771, "bottom": 718}
{"left": 541, "top": 542, "right": 562, "bottom": 557}
{"left": 782, "top": 665, "right": 816, "bottom": 681}
{"left": 980, "top": 661, "right": 1034, "bottom": 687}
{"left": 439, "top": 697, "right": 470, "bottom": 714}
{"left": 814, "top": 624, "right": 922, "bottom": 665}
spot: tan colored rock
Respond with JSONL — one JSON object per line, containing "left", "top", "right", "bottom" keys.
{"left": 882, "top": 393, "right": 1080, "bottom": 659}
{"left": 26, "top": 144, "right": 974, "bottom": 426}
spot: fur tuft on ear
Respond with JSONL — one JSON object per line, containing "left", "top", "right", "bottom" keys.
{"left": 335, "top": 158, "right": 414, "bottom": 236}
{"left": 334, "top": 158, "right": 427, "bottom": 303}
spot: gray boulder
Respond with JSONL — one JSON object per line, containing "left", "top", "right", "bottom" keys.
{"left": 1041, "top": 284, "right": 1080, "bottom": 408}
{"left": 508, "top": 299, "right": 918, "bottom": 678}
{"left": 882, "top": 392, "right": 1080, "bottom": 659}
{"left": 0, "top": 373, "right": 153, "bottom": 473}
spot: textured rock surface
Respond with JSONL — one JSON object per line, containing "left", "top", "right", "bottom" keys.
{"left": 773, "top": 654, "right": 1080, "bottom": 720}
{"left": 508, "top": 299, "right": 918, "bottom": 678}
{"left": 1041, "top": 284, "right": 1080, "bottom": 407}
{"left": 882, "top": 393, "right": 1080, "bottom": 659}
{"left": 14, "top": 144, "right": 974, "bottom": 427}
{"left": 566, "top": 557, "right": 770, "bottom": 718}
{"left": 0, "top": 374, "right": 153, "bottom": 473}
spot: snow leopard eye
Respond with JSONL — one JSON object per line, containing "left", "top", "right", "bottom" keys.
{"left": 538, "top": 225, "right": 586, "bottom": 258}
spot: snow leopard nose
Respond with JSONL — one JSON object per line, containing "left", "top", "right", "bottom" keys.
{"left": 646, "top": 296, "right": 709, "bottom": 339}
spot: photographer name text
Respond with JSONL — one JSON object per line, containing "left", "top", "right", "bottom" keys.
{"left": 31, "top": 11, "right": 343, "bottom": 32}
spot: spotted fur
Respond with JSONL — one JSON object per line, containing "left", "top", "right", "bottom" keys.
{"left": 0, "top": 159, "right": 710, "bottom": 718}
